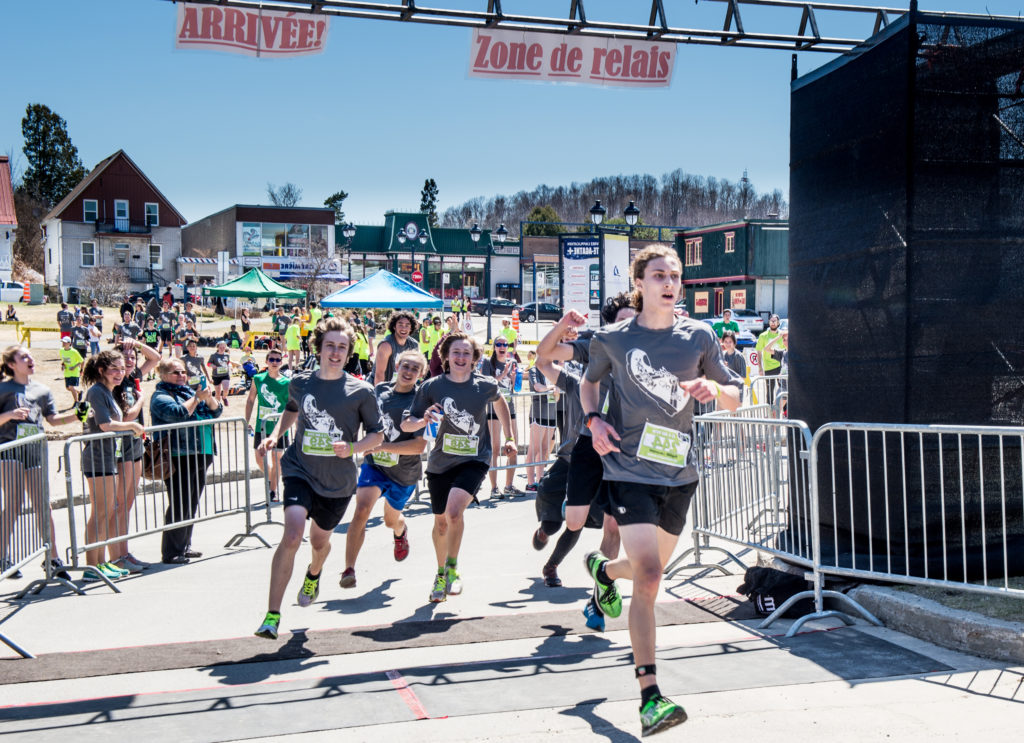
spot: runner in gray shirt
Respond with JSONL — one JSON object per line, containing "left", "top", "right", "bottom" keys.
{"left": 531, "top": 297, "right": 635, "bottom": 605}
{"left": 373, "top": 311, "right": 419, "bottom": 386}
{"left": 255, "top": 317, "right": 384, "bottom": 641}
{"left": 580, "top": 246, "right": 741, "bottom": 737}
{"left": 403, "top": 332, "right": 512, "bottom": 603}
{"left": 341, "top": 350, "right": 428, "bottom": 589}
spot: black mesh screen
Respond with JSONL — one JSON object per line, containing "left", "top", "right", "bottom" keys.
{"left": 789, "top": 13, "right": 1024, "bottom": 578}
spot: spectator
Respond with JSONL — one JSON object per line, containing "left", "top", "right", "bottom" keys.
{"left": 80, "top": 350, "right": 144, "bottom": 580}
{"left": 428, "top": 315, "right": 460, "bottom": 378}
{"left": 284, "top": 316, "right": 302, "bottom": 369}
{"left": 162, "top": 286, "right": 174, "bottom": 307}
{"left": 150, "top": 357, "right": 223, "bottom": 564}
{"left": 712, "top": 309, "right": 739, "bottom": 338}
{"left": 499, "top": 318, "right": 518, "bottom": 349}
{"left": 4, "top": 305, "right": 17, "bottom": 323}
{"left": 480, "top": 336, "right": 520, "bottom": 498}
{"left": 87, "top": 316, "right": 102, "bottom": 356}
{"left": 240, "top": 308, "right": 253, "bottom": 351}
{"left": 755, "top": 314, "right": 785, "bottom": 401}
{"left": 119, "top": 295, "right": 134, "bottom": 322}
{"left": 720, "top": 330, "right": 747, "bottom": 381}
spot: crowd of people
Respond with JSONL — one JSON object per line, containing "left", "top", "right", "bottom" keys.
{"left": 2, "top": 250, "right": 754, "bottom": 736}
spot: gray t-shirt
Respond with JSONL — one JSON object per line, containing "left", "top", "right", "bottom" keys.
{"left": 118, "top": 322, "right": 141, "bottom": 340}
{"left": 479, "top": 356, "right": 517, "bottom": 411}
{"left": 0, "top": 380, "right": 56, "bottom": 444}
{"left": 723, "top": 350, "right": 747, "bottom": 380}
{"left": 280, "top": 371, "right": 383, "bottom": 499}
{"left": 208, "top": 352, "right": 231, "bottom": 379}
{"left": 407, "top": 373, "right": 500, "bottom": 474}
{"left": 182, "top": 355, "right": 206, "bottom": 389}
{"left": 554, "top": 362, "right": 584, "bottom": 461}
{"left": 367, "top": 382, "right": 424, "bottom": 487}
{"left": 382, "top": 334, "right": 419, "bottom": 382}
{"left": 567, "top": 329, "right": 609, "bottom": 438}
{"left": 83, "top": 384, "right": 124, "bottom": 470}
{"left": 57, "top": 310, "right": 73, "bottom": 332}
{"left": 585, "top": 317, "right": 743, "bottom": 486}
{"left": 70, "top": 325, "right": 90, "bottom": 353}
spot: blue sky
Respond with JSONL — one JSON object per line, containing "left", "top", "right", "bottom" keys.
{"left": 2, "top": 0, "right": 1022, "bottom": 226}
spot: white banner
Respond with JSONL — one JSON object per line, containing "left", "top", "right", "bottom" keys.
{"left": 470, "top": 29, "right": 674, "bottom": 87}
{"left": 602, "top": 233, "right": 631, "bottom": 301}
{"left": 176, "top": 3, "right": 328, "bottom": 57}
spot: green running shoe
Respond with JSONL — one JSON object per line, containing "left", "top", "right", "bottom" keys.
{"left": 297, "top": 572, "right": 320, "bottom": 607}
{"left": 254, "top": 612, "right": 281, "bottom": 640}
{"left": 584, "top": 550, "right": 622, "bottom": 618}
{"left": 639, "top": 695, "right": 687, "bottom": 737}
{"left": 429, "top": 572, "right": 447, "bottom": 603}
{"left": 444, "top": 565, "right": 462, "bottom": 596}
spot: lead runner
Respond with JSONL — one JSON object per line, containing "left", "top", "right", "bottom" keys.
{"left": 254, "top": 317, "right": 383, "bottom": 640}
{"left": 580, "top": 245, "right": 742, "bottom": 736}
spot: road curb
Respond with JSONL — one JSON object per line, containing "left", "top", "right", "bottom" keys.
{"left": 849, "top": 584, "right": 1024, "bottom": 664}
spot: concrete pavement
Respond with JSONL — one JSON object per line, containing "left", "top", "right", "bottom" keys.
{"left": 2, "top": 482, "right": 1023, "bottom": 741}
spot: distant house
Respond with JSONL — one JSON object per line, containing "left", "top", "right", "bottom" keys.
{"left": 42, "top": 150, "right": 186, "bottom": 302}
{"left": 0, "top": 156, "right": 16, "bottom": 284}
{"left": 675, "top": 218, "right": 789, "bottom": 318}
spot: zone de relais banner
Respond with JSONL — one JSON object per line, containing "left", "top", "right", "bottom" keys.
{"left": 175, "top": 2, "right": 328, "bottom": 57}
{"left": 470, "top": 29, "right": 674, "bottom": 87}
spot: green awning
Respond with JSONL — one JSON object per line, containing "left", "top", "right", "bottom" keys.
{"left": 203, "top": 268, "right": 306, "bottom": 299}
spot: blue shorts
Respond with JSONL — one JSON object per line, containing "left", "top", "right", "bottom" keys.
{"left": 357, "top": 461, "right": 416, "bottom": 511}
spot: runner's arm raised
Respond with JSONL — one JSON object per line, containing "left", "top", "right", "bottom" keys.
{"left": 536, "top": 310, "right": 587, "bottom": 363}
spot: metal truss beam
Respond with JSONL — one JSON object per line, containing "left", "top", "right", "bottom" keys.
{"left": 165, "top": 1, "right": 1021, "bottom": 54}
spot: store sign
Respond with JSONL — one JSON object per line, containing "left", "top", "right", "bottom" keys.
{"left": 175, "top": 3, "right": 328, "bottom": 57}
{"left": 492, "top": 242, "right": 520, "bottom": 256}
{"left": 241, "top": 223, "right": 261, "bottom": 256}
{"left": 694, "top": 292, "right": 709, "bottom": 314}
{"left": 730, "top": 289, "right": 747, "bottom": 310}
{"left": 470, "top": 29, "right": 674, "bottom": 88}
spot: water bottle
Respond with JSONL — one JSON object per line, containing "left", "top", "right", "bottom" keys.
{"left": 424, "top": 410, "right": 442, "bottom": 441}
{"left": 513, "top": 364, "right": 523, "bottom": 393}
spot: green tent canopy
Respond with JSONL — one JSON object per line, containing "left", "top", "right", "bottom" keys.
{"left": 203, "top": 268, "right": 306, "bottom": 300}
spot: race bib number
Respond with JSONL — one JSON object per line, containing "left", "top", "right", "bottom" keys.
{"left": 188, "top": 376, "right": 200, "bottom": 387}
{"left": 636, "top": 422, "right": 691, "bottom": 469}
{"left": 217, "top": 365, "right": 228, "bottom": 376}
{"left": 442, "top": 433, "right": 479, "bottom": 457}
{"left": 372, "top": 450, "right": 399, "bottom": 468}
{"left": 301, "top": 430, "right": 338, "bottom": 457}
{"left": 15, "top": 423, "right": 40, "bottom": 440}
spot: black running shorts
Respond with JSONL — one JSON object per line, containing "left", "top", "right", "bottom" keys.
{"left": 426, "top": 460, "right": 489, "bottom": 515}
{"left": 565, "top": 434, "right": 605, "bottom": 508}
{"left": 282, "top": 476, "right": 351, "bottom": 531}
{"left": 603, "top": 480, "right": 697, "bottom": 536}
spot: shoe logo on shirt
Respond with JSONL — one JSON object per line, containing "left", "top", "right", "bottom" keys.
{"left": 260, "top": 383, "right": 283, "bottom": 413}
{"left": 302, "top": 394, "right": 343, "bottom": 439}
{"left": 377, "top": 395, "right": 401, "bottom": 442}
{"left": 626, "top": 348, "right": 689, "bottom": 417}
{"left": 442, "top": 396, "right": 480, "bottom": 437}
{"left": 563, "top": 360, "right": 583, "bottom": 383}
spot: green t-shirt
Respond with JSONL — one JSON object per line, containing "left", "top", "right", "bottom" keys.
{"left": 285, "top": 324, "right": 301, "bottom": 350}
{"left": 499, "top": 326, "right": 518, "bottom": 345}
{"left": 254, "top": 371, "right": 291, "bottom": 435}
{"left": 60, "top": 348, "right": 83, "bottom": 378}
{"left": 712, "top": 320, "right": 739, "bottom": 338}
{"left": 755, "top": 330, "right": 785, "bottom": 372}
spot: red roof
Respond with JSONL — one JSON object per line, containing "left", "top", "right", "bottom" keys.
{"left": 0, "top": 156, "right": 16, "bottom": 226}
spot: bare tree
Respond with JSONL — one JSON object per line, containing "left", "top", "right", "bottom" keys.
{"left": 267, "top": 182, "right": 302, "bottom": 207}
{"left": 80, "top": 267, "right": 131, "bottom": 306}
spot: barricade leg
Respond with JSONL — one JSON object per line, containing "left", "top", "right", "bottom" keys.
{"left": 758, "top": 572, "right": 882, "bottom": 638}
{"left": 0, "top": 630, "right": 34, "bottom": 659}
{"left": 663, "top": 531, "right": 747, "bottom": 578}
{"left": 226, "top": 446, "right": 277, "bottom": 548}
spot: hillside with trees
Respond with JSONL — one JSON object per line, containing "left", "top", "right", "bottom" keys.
{"left": 440, "top": 169, "right": 786, "bottom": 235}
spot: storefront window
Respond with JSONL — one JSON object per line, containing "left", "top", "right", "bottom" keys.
{"left": 262, "top": 223, "right": 287, "bottom": 257}
{"left": 286, "top": 224, "right": 309, "bottom": 257}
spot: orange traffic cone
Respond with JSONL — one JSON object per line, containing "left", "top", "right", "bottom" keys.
{"left": 511, "top": 309, "right": 520, "bottom": 332}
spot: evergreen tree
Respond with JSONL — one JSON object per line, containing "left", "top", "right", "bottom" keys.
{"left": 20, "top": 103, "right": 86, "bottom": 208}
{"left": 420, "top": 178, "right": 439, "bottom": 228}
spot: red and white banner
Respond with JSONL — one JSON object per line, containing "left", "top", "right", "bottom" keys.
{"left": 175, "top": 2, "right": 328, "bottom": 58}
{"left": 469, "top": 29, "right": 674, "bottom": 87}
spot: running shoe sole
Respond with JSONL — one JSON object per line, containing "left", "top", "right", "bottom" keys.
{"left": 254, "top": 621, "right": 280, "bottom": 640}
{"left": 640, "top": 699, "right": 688, "bottom": 737}
{"left": 339, "top": 569, "right": 356, "bottom": 588}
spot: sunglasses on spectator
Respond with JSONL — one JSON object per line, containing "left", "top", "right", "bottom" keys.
{"left": 494, "top": 343, "right": 509, "bottom": 348}
{"left": 267, "top": 357, "right": 283, "bottom": 363}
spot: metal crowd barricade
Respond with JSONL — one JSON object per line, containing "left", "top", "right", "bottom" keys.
{"left": 487, "top": 389, "right": 563, "bottom": 478}
{"left": 63, "top": 416, "right": 267, "bottom": 578}
{"left": 0, "top": 433, "right": 81, "bottom": 659}
{"left": 236, "top": 411, "right": 285, "bottom": 542}
{"left": 666, "top": 414, "right": 880, "bottom": 637}
{"left": 748, "top": 374, "right": 788, "bottom": 413}
{"left": 812, "top": 422, "right": 1024, "bottom": 604}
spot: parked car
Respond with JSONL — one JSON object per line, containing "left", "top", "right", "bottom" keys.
{"left": 0, "top": 281, "right": 25, "bottom": 303}
{"left": 128, "top": 287, "right": 161, "bottom": 304}
{"left": 517, "top": 302, "right": 561, "bottom": 322}
{"left": 473, "top": 297, "right": 517, "bottom": 317}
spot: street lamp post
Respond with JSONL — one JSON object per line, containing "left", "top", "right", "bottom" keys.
{"left": 589, "top": 200, "right": 641, "bottom": 323}
{"left": 469, "top": 222, "right": 507, "bottom": 342}
{"left": 397, "top": 227, "right": 429, "bottom": 287}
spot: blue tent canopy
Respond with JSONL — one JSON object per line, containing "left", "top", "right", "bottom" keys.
{"left": 320, "top": 269, "right": 443, "bottom": 309}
